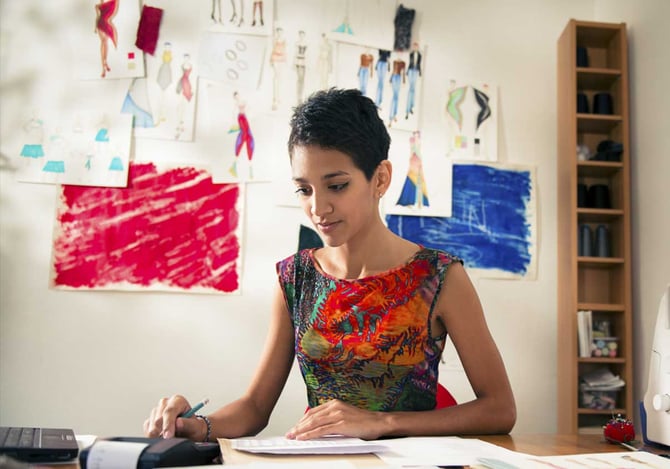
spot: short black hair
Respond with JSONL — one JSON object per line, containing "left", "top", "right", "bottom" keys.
{"left": 287, "top": 88, "right": 390, "bottom": 180}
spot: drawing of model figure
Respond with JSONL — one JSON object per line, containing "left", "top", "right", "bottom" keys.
{"left": 156, "top": 42, "right": 173, "bottom": 123}
{"left": 396, "top": 131, "right": 429, "bottom": 209}
{"left": 358, "top": 50, "right": 374, "bottom": 95}
{"left": 473, "top": 83, "right": 492, "bottom": 132}
{"left": 20, "top": 113, "right": 45, "bottom": 168}
{"left": 229, "top": 92, "right": 255, "bottom": 179}
{"left": 375, "top": 49, "right": 391, "bottom": 107}
{"left": 388, "top": 58, "right": 406, "bottom": 127}
{"left": 405, "top": 42, "right": 422, "bottom": 119}
{"left": 294, "top": 30, "right": 307, "bottom": 105}
{"left": 210, "top": 0, "right": 222, "bottom": 24}
{"left": 230, "top": 0, "right": 244, "bottom": 26}
{"left": 317, "top": 33, "right": 332, "bottom": 89}
{"left": 252, "top": 1, "right": 264, "bottom": 26}
{"left": 270, "top": 27, "right": 286, "bottom": 110}
{"left": 175, "top": 53, "right": 193, "bottom": 139}
{"left": 94, "top": 0, "right": 119, "bottom": 78}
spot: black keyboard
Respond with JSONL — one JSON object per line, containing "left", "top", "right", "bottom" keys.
{"left": 0, "top": 427, "right": 40, "bottom": 448}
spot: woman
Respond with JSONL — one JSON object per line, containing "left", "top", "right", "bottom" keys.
{"left": 144, "top": 88, "right": 515, "bottom": 442}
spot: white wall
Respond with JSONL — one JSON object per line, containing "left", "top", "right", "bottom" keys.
{"left": 1, "top": 0, "right": 667, "bottom": 438}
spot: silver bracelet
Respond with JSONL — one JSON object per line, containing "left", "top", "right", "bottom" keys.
{"left": 195, "top": 414, "right": 212, "bottom": 442}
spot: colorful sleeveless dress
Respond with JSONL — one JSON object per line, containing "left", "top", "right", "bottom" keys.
{"left": 276, "top": 247, "right": 462, "bottom": 411}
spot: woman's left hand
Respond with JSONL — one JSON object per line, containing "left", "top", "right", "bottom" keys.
{"left": 286, "top": 400, "right": 384, "bottom": 440}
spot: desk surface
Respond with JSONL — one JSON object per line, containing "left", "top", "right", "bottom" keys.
{"left": 33, "top": 433, "right": 665, "bottom": 468}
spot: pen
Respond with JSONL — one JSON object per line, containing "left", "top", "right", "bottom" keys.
{"left": 180, "top": 398, "right": 209, "bottom": 418}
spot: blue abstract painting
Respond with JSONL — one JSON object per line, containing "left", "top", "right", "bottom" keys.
{"left": 387, "top": 163, "right": 536, "bottom": 279}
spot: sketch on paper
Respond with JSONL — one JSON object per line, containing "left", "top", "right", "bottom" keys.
{"left": 335, "top": 41, "right": 426, "bottom": 131}
{"left": 123, "top": 40, "right": 198, "bottom": 141}
{"left": 206, "top": 0, "right": 273, "bottom": 35}
{"left": 444, "top": 80, "right": 498, "bottom": 161}
{"left": 199, "top": 32, "right": 267, "bottom": 88}
{"left": 384, "top": 130, "right": 453, "bottom": 217}
{"left": 16, "top": 110, "right": 132, "bottom": 187}
{"left": 51, "top": 162, "right": 244, "bottom": 294}
{"left": 387, "top": 163, "right": 537, "bottom": 279}
{"left": 75, "top": 0, "right": 145, "bottom": 80}
{"left": 200, "top": 80, "right": 280, "bottom": 183}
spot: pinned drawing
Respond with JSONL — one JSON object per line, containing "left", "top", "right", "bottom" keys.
{"left": 200, "top": 80, "right": 276, "bottom": 183}
{"left": 444, "top": 80, "right": 498, "bottom": 161}
{"left": 335, "top": 42, "right": 426, "bottom": 132}
{"left": 198, "top": 32, "right": 266, "bottom": 88}
{"left": 206, "top": 0, "right": 272, "bottom": 34}
{"left": 387, "top": 163, "right": 537, "bottom": 279}
{"left": 16, "top": 110, "right": 132, "bottom": 187}
{"left": 75, "top": 0, "right": 144, "bottom": 80}
{"left": 51, "top": 162, "right": 244, "bottom": 294}
{"left": 270, "top": 27, "right": 287, "bottom": 110}
{"left": 384, "top": 131, "right": 452, "bottom": 218}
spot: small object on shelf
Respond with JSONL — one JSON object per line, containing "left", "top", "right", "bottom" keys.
{"left": 587, "top": 184, "right": 611, "bottom": 209}
{"left": 593, "top": 92, "right": 614, "bottom": 115}
{"left": 576, "top": 46, "right": 589, "bottom": 67}
{"left": 577, "top": 92, "right": 590, "bottom": 113}
{"left": 579, "top": 224, "right": 593, "bottom": 257}
{"left": 604, "top": 414, "right": 635, "bottom": 443}
{"left": 592, "top": 140, "right": 623, "bottom": 162}
{"left": 577, "top": 144, "right": 591, "bottom": 161}
{"left": 595, "top": 224, "right": 611, "bottom": 257}
{"left": 592, "top": 336, "right": 618, "bottom": 357}
{"left": 577, "top": 183, "right": 588, "bottom": 207}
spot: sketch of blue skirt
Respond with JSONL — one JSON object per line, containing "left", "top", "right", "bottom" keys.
{"left": 42, "top": 160, "right": 65, "bottom": 173}
{"left": 21, "top": 144, "right": 45, "bottom": 158}
{"left": 95, "top": 128, "right": 109, "bottom": 142}
{"left": 108, "top": 157, "right": 124, "bottom": 171}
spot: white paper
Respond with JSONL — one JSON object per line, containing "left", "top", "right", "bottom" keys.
{"left": 85, "top": 440, "right": 149, "bottom": 469}
{"left": 374, "top": 437, "right": 531, "bottom": 467}
{"left": 230, "top": 436, "right": 389, "bottom": 454}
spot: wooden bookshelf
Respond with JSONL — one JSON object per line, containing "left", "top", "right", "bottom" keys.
{"left": 556, "top": 20, "right": 633, "bottom": 433}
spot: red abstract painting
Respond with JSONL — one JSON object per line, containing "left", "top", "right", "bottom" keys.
{"left": 52, "top": 162, "right": 243, "bottom": 293}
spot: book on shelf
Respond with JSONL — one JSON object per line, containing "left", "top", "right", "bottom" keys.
{"left": 577, "top": 310, "right": 593, "bottom": 358}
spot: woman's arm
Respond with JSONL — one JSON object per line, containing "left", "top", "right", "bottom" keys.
{"left": 287, "top": 262, "right": 515, "bottom": 440}
{"left": 144, "top": 281, "right": 296, "bottom": 440}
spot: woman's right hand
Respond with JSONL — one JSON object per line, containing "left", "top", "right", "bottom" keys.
{"left": 143, "top": 395, "right": 206, "bottom": 440}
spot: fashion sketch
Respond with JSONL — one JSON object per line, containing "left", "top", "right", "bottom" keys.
{"left": 405, "top": 42, "right": 422, "bottom": 119}
{"left": 270, "top": 27, "right": 287, "bottom": 110}
{"left": 375, "top": 49, "right": 391, "bottom": 107}
{"left": 228, "top": 91, "right": 255, "bottom": 179}
{"left": 396, "top": 131, "right": 429, "bottom": 209}
{"left": 388, "top": 59, "right": 406, "bottom": 126}
{"left": 358, "top": 51, "right": 374, "bottom": 95}
{"left": 317, "top": 33, "right": 333, "bottom": 89}
{"left": 294, "top": 30, "right": 307, "bottom": 105}
{"left": 446, "top": 80, "right": 467, "bottom": 132}
{"left": 94, "top": 0, "right": 119, "bottom": 78}
{"left": 175, "top": 53, "right": 193, "bottom": 139}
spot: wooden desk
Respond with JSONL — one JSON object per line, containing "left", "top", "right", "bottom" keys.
{"left": 30, "top": 434, "right": 668, "bottom": 468}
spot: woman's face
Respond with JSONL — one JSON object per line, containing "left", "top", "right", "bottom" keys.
{"left": 291, "top": 145, "right": 379, "bottom": 247}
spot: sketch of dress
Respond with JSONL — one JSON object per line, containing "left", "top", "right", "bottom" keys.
{"left": 396, "top": 131, "right": 429, "bottom": 208}
{"left": 473, "top": 85, "right": 491, "bottom": 132}
{"left": 229, "top": 92, "right": 255, "bottom": 179}
{"left": 121, "top": 78, "right": 154, "bottom": 128}
{"left": 95, "top": 0, "right": 119, "bottom": 78}
{"left": 270, "top": 28, "right": 286, "bottom": 110}
{"left": 446, "top": 81, "right": 467, "bottom": 132}
{"left": 42, "top": 131, "right": 66, "bottom": 174}
{"left": 175, "top": 54, "right": 193, "bottom": 139}
{"left": 156, "top": 42, "right": 173, "bottom": 122}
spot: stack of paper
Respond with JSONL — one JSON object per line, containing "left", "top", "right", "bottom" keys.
{"left": 580, "top": 367, "right": 626, "bottom": 391}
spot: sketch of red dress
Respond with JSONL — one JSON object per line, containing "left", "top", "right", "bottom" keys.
{"left": 96, "top": 0, "right": 119, "bottom": 48}
{"left": 176, "top": 62, "right": 193, "bottom": 102}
